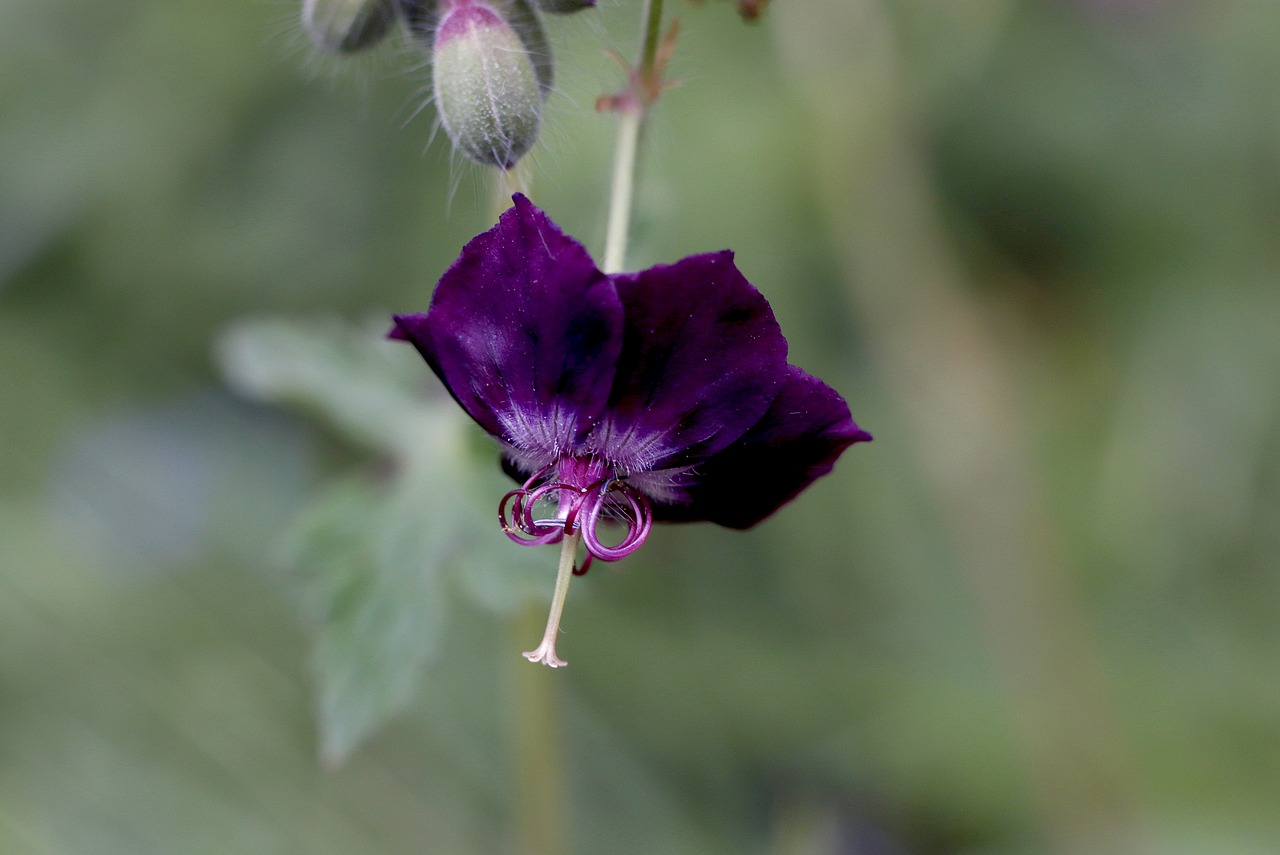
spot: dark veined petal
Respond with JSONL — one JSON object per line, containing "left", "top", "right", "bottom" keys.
{"left": 391, "top": 194, "right": 623, "bottom": 461}
{"left": 652, "top": 365, "right": 870, "bottom": 529}
{"left": 592, "top": 251, "right": 790, "bottom": 473}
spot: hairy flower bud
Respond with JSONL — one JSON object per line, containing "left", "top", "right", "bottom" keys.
{"left": 529, "top": 0, "right": 595, "bottom": 14}
{"left": 404, "top": 0, "right": 552, "bottom": 96}
{"left": 433, "top": 0, "right": 544, "bottom": 168}
{"left": 301, "top": 0, "right": 396, "bottom": 54}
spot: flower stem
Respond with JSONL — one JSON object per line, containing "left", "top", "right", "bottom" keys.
{"left": 510, "top": 610, "right": 568, "bottom": 855}
{"left": 637, "top": 0, "right": 666, "bottom": 79}
{"left": 600, "top": 0, "right": 666, "bottom": 275}
{"left": 522, "top": 533, "right": 580, "bottom": 667}
{"left": 602, "top": 110, "right": 640, "bottom": 274}
{"left": 498, "top": 159, "right": 533, "bottom": 210}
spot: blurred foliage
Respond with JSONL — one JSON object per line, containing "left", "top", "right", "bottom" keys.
{"left": 3, "top": 1, "right": 1280, "bottom": 854}
{"left": 217, "top": 317, "right": 551, "bottom": 763}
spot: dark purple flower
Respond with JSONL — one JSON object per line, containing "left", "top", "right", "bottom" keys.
{"left": 391, "top": 194, "right": 870, "bottom": 665}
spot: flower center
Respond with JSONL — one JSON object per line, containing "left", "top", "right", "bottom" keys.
{"left": 499, "top": 456, "right": 654, "bottom": 575}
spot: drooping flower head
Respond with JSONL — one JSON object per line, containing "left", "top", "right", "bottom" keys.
{"left": 391, "top": 195, "right": 870, "bottom": 665}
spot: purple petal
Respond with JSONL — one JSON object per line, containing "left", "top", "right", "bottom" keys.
{"left": 652, "top": 365, "right": 871, "bottom": 529}
{"left": 590, "top": 251, "right": 790, "bottom": 473}
{"left": 391, "top": 195, "right": 623, "bottom": 462}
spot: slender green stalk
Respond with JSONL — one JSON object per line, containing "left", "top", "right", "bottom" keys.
{"left": 497, "top": 160, "right": 533, "bottom": 212}
{"left": 497, "top": 161, "right": 570, "bottom": 855}
{"left": 637, "top": 0, "right": 666, "bottom": 81}
{"left": 509, "top": 3, "right": 668, "bottom": 851}
{"left": 602, "top": 109, "right": 642, "bottom": 274}
{"left": 601, "top": 0, "right": 666, "bottom": 274}
{"left": 510, "top": 541, "right": 576, "bottom": 853}
{"left": 510, "top": 608, "right": 569, "bottom": 855}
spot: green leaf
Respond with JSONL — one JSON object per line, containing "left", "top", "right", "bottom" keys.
{"left": 218, "top": 314, "right": 560, "bottom": 616}
{"left": 223, "top": 315, "right": 572, "bottom": 760}
{"left": 215, "top": 316, "right": 435, "bottom": 454}
{"left": 279, "top": 469, "right": 449, "bottom": 767}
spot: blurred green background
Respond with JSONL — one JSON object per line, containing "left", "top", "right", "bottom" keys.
{"left": 3, "top": 0, "right": 1280, "bottom": 852}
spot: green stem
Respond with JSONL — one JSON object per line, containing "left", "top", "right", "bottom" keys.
{"left": 637, "top": 0, "right": 666, "bottom": 81}
{"left": 602, "top": 109, "right": 641, "bottom": 274}
{"left": 511, "top": 609, "right": 569, "bottom": 855}
{"left": 601, "top": 0, "right": 666, "bottom": 274}
{"left": 498, "top": 159, "right": 533, "bottom": 209}
{"left": 510, "top": 536, "right": 577, "bottom": 853}
{"left": 509, "top": 3, "right": 667, "bottom": 851}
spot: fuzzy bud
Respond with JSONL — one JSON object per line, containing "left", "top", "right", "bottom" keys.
{"left": 405, "top": 0, "right": 552, "bottom": 96}
{"left": 301, "top": 0, "right": 396, "bottom": 54}
{"left": 433, "top": 1, "right": 543, "bottom": 168}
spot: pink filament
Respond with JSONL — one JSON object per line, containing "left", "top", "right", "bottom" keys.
{"left": 498, "top": 464, "right": 654, "bottom": 571}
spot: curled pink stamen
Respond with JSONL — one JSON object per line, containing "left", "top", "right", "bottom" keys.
{"left": 499, "top": 465, "right": 569, "bottom": 545}
{"left": 579, "top": 480, "right": 653, "bottom": 562}
{"left": 499, "top": 487, "right": 563, "bottom": 546}
{"left": 522, "top": 481, "right": 576, "bottom": 534}
{"left": 498, "top": 467, "right": 653, "bottom": 564}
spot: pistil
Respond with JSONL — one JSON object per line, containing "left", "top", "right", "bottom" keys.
{"left": 522, "top": 532, "right": 580, "bottom": 667}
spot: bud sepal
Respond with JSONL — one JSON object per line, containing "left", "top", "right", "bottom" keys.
{"left": 302, "top": 0, "right": 397, "bottom": 54}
